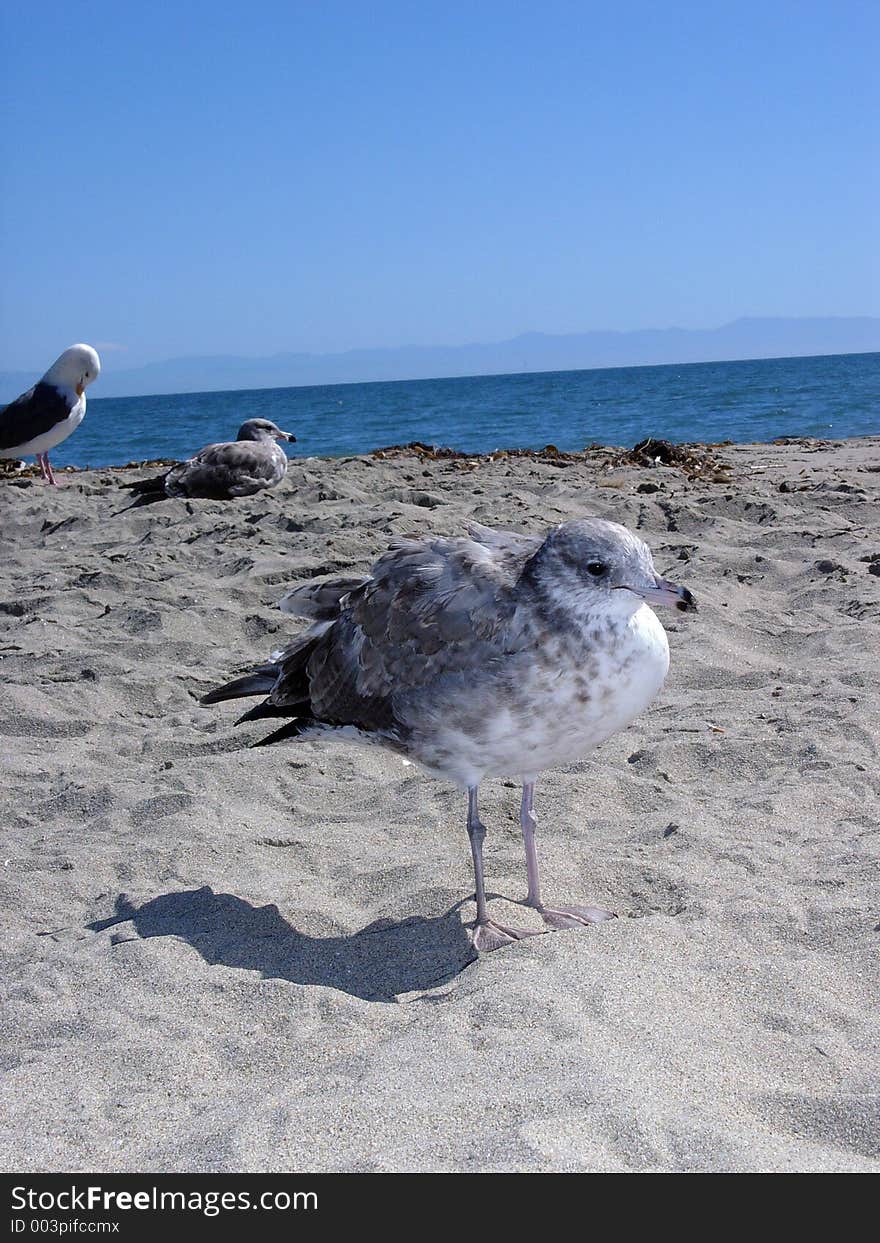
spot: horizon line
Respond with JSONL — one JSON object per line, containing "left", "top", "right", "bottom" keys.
{"left": 86, "top": 346, "right": 880, "bottom": 404}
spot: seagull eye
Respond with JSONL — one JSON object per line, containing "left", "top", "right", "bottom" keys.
{"left": 586, "top": 561, "right": 608, "bottom": 577}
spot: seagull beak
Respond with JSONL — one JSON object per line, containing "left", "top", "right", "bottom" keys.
{"left": 625, "top": 577, "right": 697, "bottom": 613}
{"left": 75, "top": 382, "right": 84, "bottom": 397}
{"left": 278, "top": 430, "right": 296, "bottom": 442}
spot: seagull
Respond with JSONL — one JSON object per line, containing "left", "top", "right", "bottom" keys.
{"left": 202, "top": 518, "right": 696, "bottom": 951}
{"left": 120, "top": 419, "right": 296, "bottom": 506}
{"left": 0, "top": 344, "right": 101, "bottom": 485}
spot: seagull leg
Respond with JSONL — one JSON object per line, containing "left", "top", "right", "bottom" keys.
{"left": 467, "top": 786, "right": 543, "bottom": 952}
{"left": 43, "top": 454, "right": 58, "bottom": 486}
{"left": 520, "top": 782, "right": 544, "bottom": 907}
{"left": 520, "top": 781, "right": 615, "bottom": 930}
{"left": 37, "top": 454, "right": 49, "bottom": 481}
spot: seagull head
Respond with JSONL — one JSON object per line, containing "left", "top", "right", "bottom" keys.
{"left": 531, "top": 518, "right": 696, "bottom": 617}
{"left": 236, "top": 418, "right": 297, "bottom": 444}
{"left": 43, "top": 344, "right": 101, "bottom": 397}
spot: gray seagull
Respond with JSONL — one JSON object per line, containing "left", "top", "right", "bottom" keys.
{"left": 121, "top": 418, "right": 296, "bottom": 506}
{"left": 203, "top": 517, "right": 696, "bottom": 951}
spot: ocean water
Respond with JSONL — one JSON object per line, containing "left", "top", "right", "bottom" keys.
{"left": 47, "top": 351, "right": 880, "bottom": 469}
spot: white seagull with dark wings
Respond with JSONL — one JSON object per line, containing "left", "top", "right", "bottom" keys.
{"left": 203, "top": 517, "right": 696, "bottom": 951}
{"left": 0, "top": 344, "right": 101, "bottom": 484}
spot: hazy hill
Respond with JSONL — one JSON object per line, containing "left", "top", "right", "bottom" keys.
{"left": 2, "top": 317, "right": 878, "bottom": 401}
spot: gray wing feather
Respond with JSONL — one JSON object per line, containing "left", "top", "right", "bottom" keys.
{"left": 465, "top": 521, "right": 543, "bottom": 570}
{"left": 294, "top": 534, "right": 535, "bottom": 735}
{"left": 466, "top": 520, "right": 540, "bottom": 550}
{"left": 279, "top": 576, "right": 371, "bottom": 620}
{"left": 207, "top": 530, "right": 546, "bottom": 744}
{"left": 166, "top": 441, "right": 287, "bottom": 498}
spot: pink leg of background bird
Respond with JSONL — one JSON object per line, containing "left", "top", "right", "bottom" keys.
{"left": 40, "top": 454, "right": 58, "bottom": 485}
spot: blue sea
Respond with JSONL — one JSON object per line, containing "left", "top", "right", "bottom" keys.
{"left": 51, "top": 351, "right": 879, "bottom": 469}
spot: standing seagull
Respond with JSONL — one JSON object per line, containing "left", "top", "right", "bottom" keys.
{"left": 0, "top": 344, "right": 101, "bottom": 484}
{"left": 120, "top": 419, "right": 296, "bottom": 506}
{"left": 202, "top": 518, "right": 696, "bottom": 951}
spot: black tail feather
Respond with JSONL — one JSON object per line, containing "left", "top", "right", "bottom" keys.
{"left": 113, "top": 472, "right": 175, "bottom": 513}
{"left": 235, "top": 699, "right": 308, "bottom": 725}
{"left": 120, "top": 491, "right": 168, "bottom": 510}
{"left": 203, "top": 633, "right": 319, "bottom": 738}
{"left": 252, "top": 718, "right": 319, "bottom": 747}
{"left": 201, "top": 668, "right": 277, "bottom": 705}
{"left": 120, "top": 472, "right": 170, "bottom": 495}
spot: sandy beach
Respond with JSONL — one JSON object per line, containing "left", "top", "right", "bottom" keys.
{"left": 1, "top": 435, "right": 878, "bottom": 1173}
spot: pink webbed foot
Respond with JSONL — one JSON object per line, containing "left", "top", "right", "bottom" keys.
{"left": 538, "top": 904, "right": 616, "bottom": 930}
{"left": 471, "top": 919, "right": 545, "bottom": 953}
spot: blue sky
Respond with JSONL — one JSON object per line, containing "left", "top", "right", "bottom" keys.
{"left": 1, "top": 0, "right": 876, "bottom": 371}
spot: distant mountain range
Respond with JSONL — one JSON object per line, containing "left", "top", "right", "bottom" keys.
{"left": 2, "top": 317, "right": 878, "bottom": 401}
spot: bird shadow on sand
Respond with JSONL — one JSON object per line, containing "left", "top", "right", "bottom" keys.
{"left": 85, "top": 886, "right": 477, "bottom": 1003}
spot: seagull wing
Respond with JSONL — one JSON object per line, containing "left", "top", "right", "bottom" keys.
{"left": 0, "top": 382, "right": 72, "bottom": 454}
{"left": 299, "top": 533, "right": 537, "bottom": 734}
{"left": 465, "top": 521, "right": 543, "bottom": 565}
{"left": 279, "top": 576, "right": 372, "bottom": 621}
{"left": 165, "top": 440, "right": 287, "bottom": 499}
{"left": 203, "top": 531, "right": 544, "bottom": 743}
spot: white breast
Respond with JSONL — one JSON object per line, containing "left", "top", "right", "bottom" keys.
{"left": 423, "top": 604, "right": 671, "bottom": 787}
{"left": 18, "top": 392, "right": 86, "bottom": 456}
{"left": 586, "top": 603, "right": 670, "bottom": 743}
